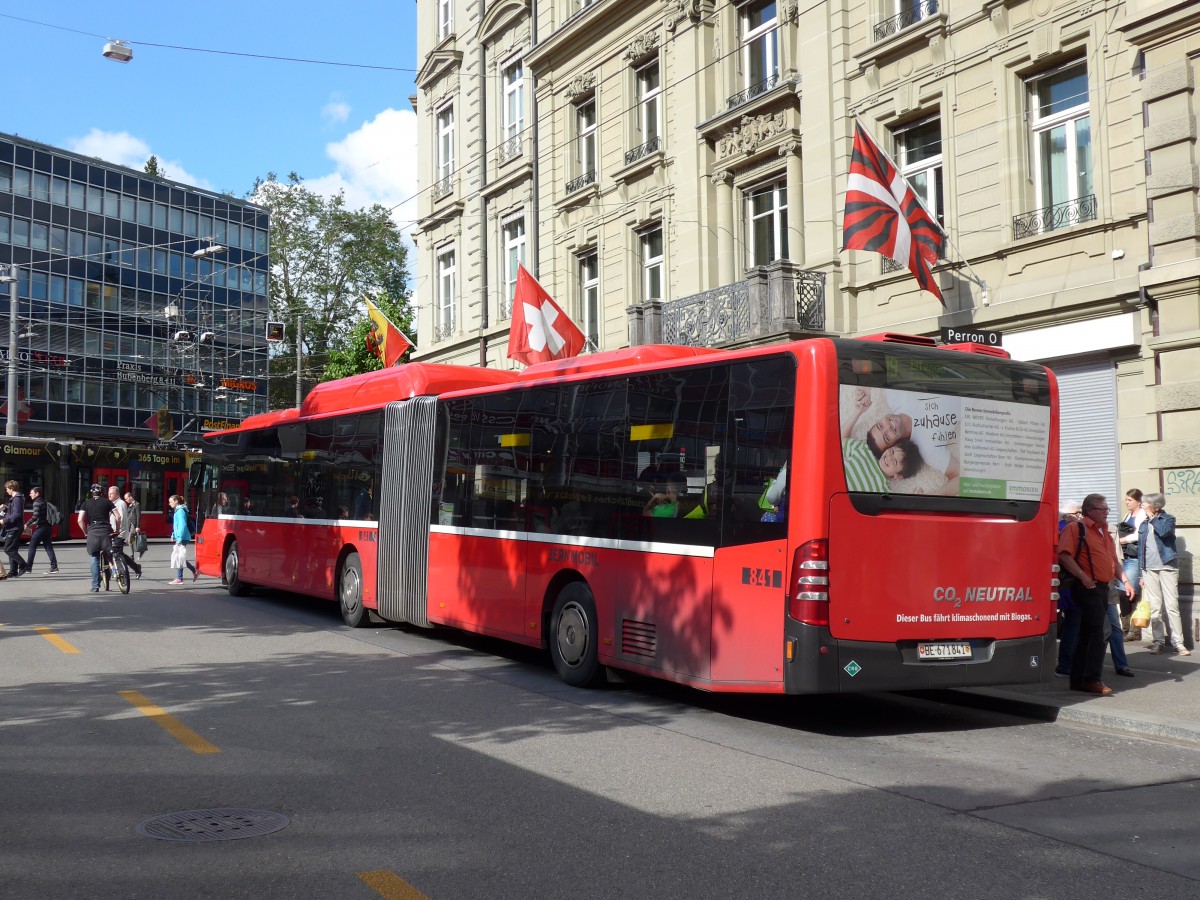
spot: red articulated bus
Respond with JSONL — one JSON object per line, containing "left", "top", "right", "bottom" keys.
{"left": 195, "top": 334, "right": 1059, "bottom": 693}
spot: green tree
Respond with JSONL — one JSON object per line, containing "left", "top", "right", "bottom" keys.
{"left": 322, "top": 291, "right": 414, "bottom": 382}
{"left": 144, "top": 155, "right": 165, "bottom": 178}
{"left": 251, "top": 172, "right": 411, "bottom": 408}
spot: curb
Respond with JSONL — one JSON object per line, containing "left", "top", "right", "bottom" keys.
{"left": 941, "top": 686, "right": 1200, "bottom": 749}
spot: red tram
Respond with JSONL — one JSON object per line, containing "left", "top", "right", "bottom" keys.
{"left": 0, "top": 438, "right": 191, "bottom": 540}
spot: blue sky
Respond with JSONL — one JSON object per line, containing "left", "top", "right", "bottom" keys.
{"left": 2, "top": 2, "right": 419, "bottom": 230}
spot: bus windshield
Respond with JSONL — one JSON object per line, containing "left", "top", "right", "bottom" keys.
{"left": 835, "top": 341, "right": 1052, "bottom": 503}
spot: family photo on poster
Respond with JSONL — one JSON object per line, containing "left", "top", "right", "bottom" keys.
{"left": 839, "top": 385, "right": 1049, "bottom": 500}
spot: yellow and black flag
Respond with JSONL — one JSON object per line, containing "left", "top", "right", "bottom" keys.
{"left": 145, "top": 406, "right": 173, "bottom": 439}
{"left": 364, "top": 298, "right": 413, "bottom": 368}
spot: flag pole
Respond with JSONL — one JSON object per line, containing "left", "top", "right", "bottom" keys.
{"left": 852, "top": 117, "right": 990, "bottom": 306}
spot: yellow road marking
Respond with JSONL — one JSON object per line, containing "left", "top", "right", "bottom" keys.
{"left": 357, "top": 871, "right": 430, "bottom": 900}
{"left": 118, "top": 690, "right": 221, "bottom": 754}
{"left": 35, "top": 626, "right": 80, "bottom": 654}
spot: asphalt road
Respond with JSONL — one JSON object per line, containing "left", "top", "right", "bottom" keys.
{"left": 2, "top": 545, "right": 1199, "bottom": 899}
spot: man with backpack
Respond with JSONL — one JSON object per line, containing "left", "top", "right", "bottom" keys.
{"left": 1057, "top": 493, "right": 1136, "bottom": 696}
{"left": 24, "top": 485, "right": 59, "bottom": 574}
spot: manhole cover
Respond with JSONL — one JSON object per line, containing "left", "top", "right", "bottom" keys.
{"left": 137, "top": 808, "right": 290, "bottom": 842}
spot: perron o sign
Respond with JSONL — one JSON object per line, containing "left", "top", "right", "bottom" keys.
{"left": 266, "top": 321, "right": 285, "bottom": 341}
{"left": 940, "top": 326, "right": 1003, "bottom": 346}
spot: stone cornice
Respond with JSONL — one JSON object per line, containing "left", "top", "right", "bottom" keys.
{"left": 477, "top": 0, "right": 530, "bottom": 46}
{"left": 1117, "top": 0, "right": 1200, "bottom": 49}
{"left": 416, "top": 47, "right": 463, "bottom": 92}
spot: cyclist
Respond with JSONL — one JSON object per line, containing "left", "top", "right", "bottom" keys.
{"left": 76, "top": 484, "right": 116, "bottom": 593}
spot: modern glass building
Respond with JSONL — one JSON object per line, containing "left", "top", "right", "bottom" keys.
{"left": 0, "top": 132, "right": 269, "bottom": 446}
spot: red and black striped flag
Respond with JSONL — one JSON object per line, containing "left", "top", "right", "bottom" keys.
{"left": 842, "top": 121, "right": 945, "bottom": 304}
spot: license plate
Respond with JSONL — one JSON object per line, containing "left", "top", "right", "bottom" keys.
{"left": 917, "top": 642, "right": 972, "bottom": 660}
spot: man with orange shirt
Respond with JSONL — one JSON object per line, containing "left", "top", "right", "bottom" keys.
{"left": 1058, "top": 493, "right": 1135, "bottom": 696}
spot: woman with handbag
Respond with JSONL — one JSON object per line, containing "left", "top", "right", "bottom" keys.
{"left": 167, "top": 494, "right": 198, "bottom": 585}
{"left": 124, "top": 492, "right": 147, "bottom": 566}
{"left": 1118, "top": 488, "right": 1148, "bottom": 638}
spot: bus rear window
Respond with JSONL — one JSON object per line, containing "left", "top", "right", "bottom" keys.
{"left": 835, "top": 342, "right": 1051, "bottom": 502}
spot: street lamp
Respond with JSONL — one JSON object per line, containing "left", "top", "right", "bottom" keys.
{"left": 2, "top": 266, "right": 19, "bottom": 437}
{"left": 102, "top": 40, "right": 133, "bottom": 63}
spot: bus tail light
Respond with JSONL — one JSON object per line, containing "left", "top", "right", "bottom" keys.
{"left": 788, "top": 539, "right": 829, "bottom": 626}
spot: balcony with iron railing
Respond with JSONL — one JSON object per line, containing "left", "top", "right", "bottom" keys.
{"left": 625, "top": 136, "right": 662, "bottom": 167}
{"left": 727, "top": 74, "right": 781, "bottom": 111}
{"left": 636, "top": 263, "right": 826, "bottom": 348}
{"left": 873, "top": 0, "right": 939, "bottom": 42}
{"left": 433, "top": 313, "right": 456, "bottom": 343}
{"left": 565, "top": 170, "right": 597, "bottom": 194}
{"left": 1012, "top": 194, "right": 1097, "bottom": 240}
{"left": 498, "top": 135, "right": 523, "bottom": 165}
{"left": 432, "top": 174, "right": 454, "bottom": 201}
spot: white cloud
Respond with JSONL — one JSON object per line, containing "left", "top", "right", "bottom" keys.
{"left": 322, "top": 97, "right": 351, "bottom": 125}
{"left": 65, "top": 128, "right": 213, "bottom": 190}
{"left": 305, "top": 107, "right": 419, "bottom": 239}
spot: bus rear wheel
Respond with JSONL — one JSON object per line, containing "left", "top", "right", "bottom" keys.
{"left": 550, "top": 583, "right": 603, "bottom": 687}
{"left": 224, "top": 540, "right": 251, "bottom": 596}
{"left": 339, "top": 552, "right": 368, "bottom": 628}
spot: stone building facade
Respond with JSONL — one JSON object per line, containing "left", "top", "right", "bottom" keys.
{"left": 413, "top": 0, "right": 1199, "bottom": 618}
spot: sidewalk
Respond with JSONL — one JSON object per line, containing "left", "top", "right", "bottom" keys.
{"left": 957, "top": 636, "right": 1200, "bottom": 748}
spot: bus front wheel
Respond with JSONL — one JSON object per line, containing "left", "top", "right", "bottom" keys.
{"left": 550, "top": 583, "right": 603, "bottom": 687}
{"left": 224, "top": 540, "right": 251, "bottom": 596}
{"left": 339, "top": 552, "right": 368, "bottom": 628}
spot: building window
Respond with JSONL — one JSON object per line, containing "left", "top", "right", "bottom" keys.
{"left": 637, "top": 61, "right": 661, "bottom": 146}
{"left": 741, "top": 1, "right": 779, "bottom": 95}
{"left": 578, "top": 251, "right": 599, "bottom": 349}
{"left": 501, "top": 215, "right": 526, "bottom": 320}
{"left": 745, "top": 179, "right": 788, "bottom": 268}
{"left": 577, "top": 99, "right": 597, "bottom": 180}
{"left": 436, "top": 246, "right": 457, "bottom": 340}
{"left": 568, "top": 98, "right": 598, "bottom": 192}
{"left": 436, "top": 105, "right": 455, "bottom": 196}
{"left": 438, "top": 0, "right": 452, "bottom": 39}
{"left": 502, "top": 60, "right": 524, "bottom": 161}
{"left": 894, "top": 116, "right": 943, "bottom": 226}
{"left": 1030, "top": 62, "right": 1092, "bottom": 215}
{"left": 641, "top": 226, "right": 663, "bottom": 302}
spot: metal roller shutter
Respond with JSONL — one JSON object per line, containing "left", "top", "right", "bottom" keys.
{"left": 1051, "top": 358, "right": 1118, "bottom": 511}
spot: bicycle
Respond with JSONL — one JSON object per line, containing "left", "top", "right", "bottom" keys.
{"left": 98, "top": 536, "right": 130, "bottom": 594}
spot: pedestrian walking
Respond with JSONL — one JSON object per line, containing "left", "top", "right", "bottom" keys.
{"left": 124, "top": 492, "right": 144, "bottom": 567}
{"left": 23, "top": 485, "right": 59, "bottom": 574}
{"left": 1139, "top": 492, "right": 1189, "bottom": 656}
{"left": 1057, "top": 493, "right": 1135, "bottom": 696}
{"left": 1054, "top": 501, "right": 1083, "bottom": 677}
{"left": 108, "top": 486, "right": 142, "bottom": 580}
{"left": 168, "top": 494, "right": 197, "bottom": 584}
{"left": 2, "top": 480, "right": 30, "bottom": 578}
{"left": 1117, "top": 488, "right": 1147, "bottom": 639}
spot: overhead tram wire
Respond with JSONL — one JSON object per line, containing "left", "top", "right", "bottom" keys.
{"left": 387, "top": 0, "right": 1155, "bottom": 234}
{"left": 0, "top": 12, "right": 416, "bottom": 72}
{"left": 8, "top": 8, "right": 1145, "bottom": 268}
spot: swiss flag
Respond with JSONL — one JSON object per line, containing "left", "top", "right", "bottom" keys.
{"left": 0, "top": 389, "right": 31, "bottom": 425}
{"left": 842, "top": 121, "right": 945, "bottom": 304}
{"left": 507, "top": 265, "right": 586, "bottom": 366}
